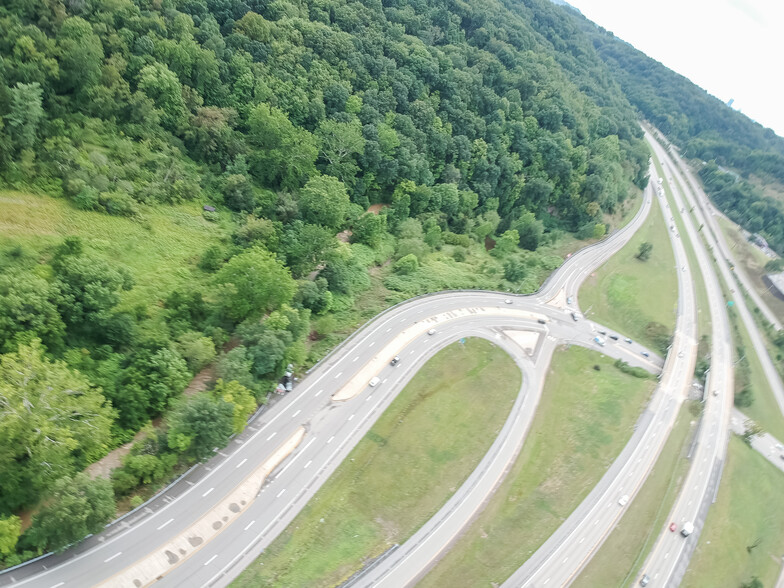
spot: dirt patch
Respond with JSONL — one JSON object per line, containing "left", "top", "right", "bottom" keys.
{"left": 182, "top": 364, "right": 216, "bottom": 397}
{"left": 85, "top": 428, "right": 147, "bottom": 480}
{"left": 337, "top": 229, "right": 352, "bottom": 243}
{"left": 367, "top": 203, "right": 388, "bottom": 214}
{"left": 484, "top": 235, "right": 496, "bottom": 251}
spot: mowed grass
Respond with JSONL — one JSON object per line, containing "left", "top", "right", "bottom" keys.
{"left": 579, "top": 191, "right": 677, "bottom": 351}
{"left": 0, "top": 190, "right": 231, "bottom": 310}
{"left": 575, "top": 402, "right": 696, "bottom": 587}
{"left": 717, "top": 215, "right": 784, "bottom": 321}
{"left": 655, "top": 156, "right": 712, "bottom": 342}
{"left": 232, "top": 338, "right": 521, "bottom": 588}
{"left": 418, "top": 345, "right": 656, "bottom": 587}
{"left": 682, "top": 436, "right": 784, "bottom": 588}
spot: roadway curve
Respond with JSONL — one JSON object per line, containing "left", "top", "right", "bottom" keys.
{"left": 498, "top": 155, "right": 700, "bottom": 587}
{"left": 1, "top": 176, "right": 655, "bottom": 587}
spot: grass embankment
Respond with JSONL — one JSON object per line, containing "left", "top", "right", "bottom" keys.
{"left": 579, "top": 189, "right": 677, "bottom": 352}
{"left": 575, "top": 402, "right": 697, "bottom": 587}
{"left": 232, "top": 338, "right": 521, "bottom": 588}
{"left": 716, "top": 215, "right": 784, "bottom": 321}
{"left": 0, "top": 190, "right": 231, "bottom": 311}
{"left": 655, "top": 156, "right": 712, "bottom": 342}
{"left": 682, "top": 436, "right": 784, "bottom": 587}
{"left": 418, "top": 345, "right": 656, "bottom": 587}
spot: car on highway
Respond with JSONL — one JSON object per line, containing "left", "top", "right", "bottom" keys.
{"left": 598, "top": 329, "right": 607, "bottom": 335}
{"left": 609, "top": 334, "right": 619, "bottom": 341}
{"left": 640, "top": 574, "right": 651, "bottom": 587}
{"left": 712, "top": 389, "right": 718, "bottom": 396}
{"left": 428, "top": 329, "right": 436, "bottom": 335}
{"left": 669, "top": 522, "right": 677, "bottom": 532}
{"left": 567, "top": 296, "right": 573, "bottom": 305}
{"left": 624, "top": 337, "right": 633, "bottom": 344}
{"left": 618, "top": 494, "right": 629, "bottom": 506}
{"left": 369, "top": 377, "right": 381, "bottom": 387}
{"left": 641, "top": 351, "right": 650, "bottom": 358}
{"left": 537, "top": 318, "right": 547, "bottom": 324}
{"left": 571, "top": 312, "right": 579, "bottom": 322}
{"left": 390, "top": 356, "right": 400, "bottom": 366}
{"left": 678, "top": 351, "right": 684, "bottom": 358}
{"left": 504, "top": 299, "right": 513, "bottom": 304}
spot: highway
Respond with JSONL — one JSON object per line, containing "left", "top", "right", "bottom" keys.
{"left": 0, "top": 180, "right": 655, "bottom": 588}
{"left": 497, "top": 155, "right": 699, "bottom": 588}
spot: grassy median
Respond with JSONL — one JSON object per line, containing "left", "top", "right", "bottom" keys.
{"left": 232, "top": 338, "right": 521, "bottom": 587}
{"left": 579, "top": 189, "right": 677, "bottom": 352}
{"left": 418, "top": 345, "right": 656, "bottom": 587}
{"left": 682, "top": 436, "right": 784, "bottom": 587}
{"left": 575, "top": 402, "right": 696, "bottom": 587}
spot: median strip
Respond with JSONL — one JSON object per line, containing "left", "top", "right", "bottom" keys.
{"left": 98, "top": 427, "right": 305, "bottom": 587}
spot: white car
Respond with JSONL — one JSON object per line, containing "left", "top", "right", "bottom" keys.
{"left": 369, "top": 377, "right": 381, "bottom": 387}
{"left": 504, "top": 299, "right": 513, "bottom": 304}
{"left": 427, "top": 329, "right": 436, "bottom": 335}
{"left": 618, "top": 494, "right": 629, "bottom": 506}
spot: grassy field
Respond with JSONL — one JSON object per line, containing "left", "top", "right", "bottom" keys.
{"left": 418, "top": 345, "right": 656, "bottom": 587}
{"left": 716, "top": 215, "right": 784, "bottom": 321}
{"left": 575, "top": 402, "right": 696, "bottom": 587}
{"left": 656, "top": 158, "right": 713, "bottom": 343}
{"left": 579, "top": 187, "right": 677, "bottom": 351}
{"left": 682, "top": 436, "right": 784, "bottom": 588}
{"left": 0, "top": 190, "right": 231, "bottom": 311}
{"left": 232, "top": 338, "right": 521, "bottom": 588}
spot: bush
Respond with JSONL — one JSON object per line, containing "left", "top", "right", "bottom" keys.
{"left": 614, "top": 359, "right": 652, "bottom": 379}
{"left": 393, "top": 253, "right": 419, "bottom": 275}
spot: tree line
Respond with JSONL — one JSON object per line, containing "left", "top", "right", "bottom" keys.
{"left": 0, "top": 0, "right": 652, "bottom": 563}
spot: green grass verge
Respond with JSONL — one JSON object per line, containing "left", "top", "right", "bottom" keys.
{"left": 232, "top": 338, "right": 521, "bottom": 588}
{"left": 418, "top": 345, "right": 656, "bottom": 587}
{"left": 0, "top": 190, "right": 231, "bottom": 311}
{"left": 682, "top": 436, "right": 784, "bottom": 587}
{"left": 579, "top": 187, "right": 677, "bottom": 352}
{"left": 716, "top": 215, "right": 784, "bottom": 321}
{"left": 654, "top": 155, "right": 713, "bottom": 343}
{"left": 575, "top": 402, "right": 697, "bottom": 587}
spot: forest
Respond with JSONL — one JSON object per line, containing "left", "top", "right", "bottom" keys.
{"left": 0, "top": 0, "right": 653, "bottom": 563}
{"left": 565, "top": 8, "right": 784, "bottom": 253}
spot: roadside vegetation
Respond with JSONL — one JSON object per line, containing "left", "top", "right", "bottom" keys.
{"left": 682, "top": 436, "right": 784, "bottom": 588}
{"left": 576, "top": 403, "right": 696, "bottom": 587}
{"left": 418, "top": 345, "right": 656, "bottom": 587}
{"left": 232, "top": 338, "right": 521, "bottom": 587}
{"left": 579, "top": 190, "right": 677, "bottom": 353}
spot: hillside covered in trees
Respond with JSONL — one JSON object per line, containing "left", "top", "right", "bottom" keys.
{"left": 563, "top": 7, "right": 784, "bottom": 253}
{"left": 0, "top": 0, "right": 651, "bottom": 563}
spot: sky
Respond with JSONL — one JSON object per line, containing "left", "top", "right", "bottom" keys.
{"left": 564, "top": 0, "right": 784, "bottom": 138}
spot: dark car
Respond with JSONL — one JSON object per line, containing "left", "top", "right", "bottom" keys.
{"left": 537, "top": 318, "right": 547, "bottom": 324}
{"left": 609, "top": 334, "right": 619, "bottom": 341}
{"left": 390, "top": 356, "right": 400, "bottom": 366}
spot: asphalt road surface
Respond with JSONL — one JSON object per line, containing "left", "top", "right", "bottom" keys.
{"left": 1, "top": 179, "right": 654, "bottom": 588}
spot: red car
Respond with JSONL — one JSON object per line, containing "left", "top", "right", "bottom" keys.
{"left": 669, "top": 522, "right": 677, "bottom": 532}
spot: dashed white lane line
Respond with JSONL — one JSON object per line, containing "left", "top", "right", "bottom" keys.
{"left": 315, "top": 389, "right": 323, "bottom": 397}
{"left": 348, "top": 414, "right": 355, "bottom": 421}
{"left": 386, "top": 328, "right": 391, "bottom": 332}
{"left": 202, "top": 487, "right": 214, "bottom": 498}
{"left": 104, "top": 552, "right": 122, "bottom": 563}
{"left": 204, "top": 554, "right": 218, "bottom": 566}
{"left": 353, "top": 356, "right": 359, "bottom": 362}
{"left": 50, "top": 583, "right": 65, "bottom": 588}
{"left": 244, "top": 520, "right": 255, "bottom": 531}
{"left": 369, "top": 341, "right": 375, "bottom": 347}
{"left": 276, "top": 489, "right": 286, "bottom": 498}
{"left": 156, "top": 518, "right": 174, "bottom": 531}
{"left": 327, "top": 436, "right": 335, "bottom": 444}
{"left": 266, "top": 432, "right": 277, "bottom": 441}
{"left": 304, "top": 460, "right": 312, "bottom": 469}
{"left": 292, "top": 410, "right": 301, "bottom": 418}
{"left": 335, "top": 371, "right": 343, "bottom": 379}
{"left": 366, "top": 395, "right": 373, "bottom": 402}
{"left": 275, "top": 437, "right": 316, "bottom": 480}
{"left": 236, "top": 458, "right": 247, "bottom": 469}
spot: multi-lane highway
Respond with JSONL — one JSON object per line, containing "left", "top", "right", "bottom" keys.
{"left": 1, "top": 178, "right": 655, "bottom": 588}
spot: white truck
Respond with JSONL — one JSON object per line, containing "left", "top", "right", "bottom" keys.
{"left": 593, "top": 336, "right": 606, "bottom": 346}
{"left": 681, "top": 521, "right": 694, "bottom": 537}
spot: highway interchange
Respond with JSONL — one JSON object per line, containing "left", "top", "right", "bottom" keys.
{"left": 2, "top": 130, "right": 782, "bottom": 588}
